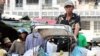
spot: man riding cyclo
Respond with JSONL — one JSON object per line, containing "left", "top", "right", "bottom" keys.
{"left": 57, "top": 0, "right": 89, "bottom": 56}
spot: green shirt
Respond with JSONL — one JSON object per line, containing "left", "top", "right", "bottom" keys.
{"left": 77, "top": 33, "right": 88, "bottom": 47}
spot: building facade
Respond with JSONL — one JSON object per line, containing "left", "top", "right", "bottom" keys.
{"left": 3, "top": 0, "right": 100, "bottom": 41}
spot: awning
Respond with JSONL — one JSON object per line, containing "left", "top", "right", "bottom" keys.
{"left": 32, "top": 18, "right": 56, "bottom": 25}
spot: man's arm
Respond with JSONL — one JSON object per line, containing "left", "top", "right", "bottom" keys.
{"left": 74, "top": 23, "right": 80, "bottom": 37}
{"left": 8, "top": 40, "right": 16, "bottom": 54}
{"left": 74, "top": 15, "right": 81, "bottom": 37}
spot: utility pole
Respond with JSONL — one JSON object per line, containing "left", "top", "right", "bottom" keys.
{"left": 39, "top": 0, "right": 42, "bottom": 18}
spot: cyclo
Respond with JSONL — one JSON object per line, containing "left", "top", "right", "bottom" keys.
{"left": 24, "top": 24, "right": 76, "bottom": 56}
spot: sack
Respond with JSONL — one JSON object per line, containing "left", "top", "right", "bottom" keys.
{"left": 38, "top": 47, "right": 46, "bottom": 56}
{"left": 70, "top": 46, "right": 89, "bottom": 56}
{"left": 47, "top": 41, "right": 57, "bottom": 54}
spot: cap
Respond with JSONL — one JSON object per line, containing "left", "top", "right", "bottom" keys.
{"left": 64, "top": 0, "right": 74, "bottom": 7}
{"left": 4, "top": 37, "right": 11, "bottom": 44}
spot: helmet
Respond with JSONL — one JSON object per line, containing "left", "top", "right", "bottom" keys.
{"left": 18, "top": 28, "right": 27, "bottom": 33}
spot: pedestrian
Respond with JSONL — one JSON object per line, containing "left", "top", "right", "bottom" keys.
{"left": 3, "top": 37, "right": 12, "bottom": 52}
{"left": 57, "top": 0, "right": 81, "bottom": 39}
{"left": 25, "top": 28, "right": 45, "bottom": 52}
{"left": 8, "top": 28, "right": 28, "bottom": 56}
{"left": 0, "top": 0, "right": 5, "bottom": 20}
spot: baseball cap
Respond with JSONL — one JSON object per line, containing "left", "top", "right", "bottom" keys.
{"left": 64, "top": 0, "right": 74, "bottom": 7}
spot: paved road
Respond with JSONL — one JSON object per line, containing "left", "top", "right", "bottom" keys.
{"left": 88, "top": 46, "right": 100, "bottom": 56}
